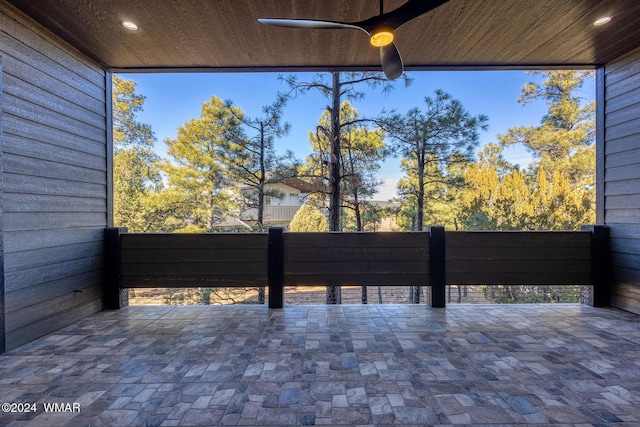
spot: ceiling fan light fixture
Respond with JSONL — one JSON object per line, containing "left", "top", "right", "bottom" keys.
{"left": 259, "top": 0, "right": 451, "bottom": 80}
{"left": 370, "top": 27, "right": 394, "bottom": 47}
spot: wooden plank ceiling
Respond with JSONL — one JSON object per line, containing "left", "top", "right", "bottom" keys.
{"left": 8, "top": 0, "right": 640, "bottom": 72}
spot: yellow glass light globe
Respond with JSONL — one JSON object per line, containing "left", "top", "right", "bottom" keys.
{"left": 370, "top": 27, "right": 394, "bottom": 47}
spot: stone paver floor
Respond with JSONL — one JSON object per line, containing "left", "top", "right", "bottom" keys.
{"left": 1, "top": 304, "right": 640, "bottom": 426}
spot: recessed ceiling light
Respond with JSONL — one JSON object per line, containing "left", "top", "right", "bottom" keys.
{"left": 593, "top": 16, "right": 612, "bottom": 26}
{"left": 121, "top": 21, "right": 139, "bottom": 31}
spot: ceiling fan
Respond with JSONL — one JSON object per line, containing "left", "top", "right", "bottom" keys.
{"left": 258, "top": 0, "right": 450, "bottom": 80}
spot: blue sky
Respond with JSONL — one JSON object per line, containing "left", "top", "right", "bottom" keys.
{"left": 123, "top": 71, "right": 595, "bottom": 200}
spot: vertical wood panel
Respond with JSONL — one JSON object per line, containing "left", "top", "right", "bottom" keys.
{"left": 0, "top": 4, "right": 107, "bottom": 351}
{"left": 428, "top": 226, "right": 445, "bottom": 308}
{"left": 268, "top": 228, "right": 284, "bottom": 309}
{"left": 0, "top": 54, "right": 6, "bottom": 354}
{"left": 105, "top": 71, "right": 113, "bottom": 228}
{"left": 596, "top": 67, "right": 605, "bottom": 224}
{"left": 605, "top": 46, "right": 640, "bottom": 314}
{"left": 104, "top": 227, "right": 127, "bottom": 309}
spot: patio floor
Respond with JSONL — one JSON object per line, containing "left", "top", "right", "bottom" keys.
{"left": 1, "top": 304, "right": 640, "bottom": 426}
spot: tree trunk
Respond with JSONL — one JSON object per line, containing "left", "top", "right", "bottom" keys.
{"left": 328, "top": 72, "right": 342, "bottom": 232}
{"left": 356, "top": 197, "right": 365, "bottom": 304}
{"left": 257, "top": 122, "right": 266, "bottom": 226}
{"left": 257, "top": 191, "right": 264, "bottom": 226}
{"left": 257, "top": 123, "right": 266, "bottom": 302}
{"left": 417, "top": 156, "right": 425, "bottom": 231}
{"left": 412, "top": 151, "right": 425, "bottom": 302}
{"left": 410, "top": 286, "right": 421, "bottom": 304}
{"left": 326, "top": 286, "right": 340, "bottom": 305}
{"left": 327, "top": 72, "right": 342, "bottom": 304}
{"left": 354, "top": 200, "right": 362, "bottom": 232}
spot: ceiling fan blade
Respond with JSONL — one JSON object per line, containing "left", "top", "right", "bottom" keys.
{"left": 380, "top": 43, "right": 403, "bottom": 80}
{"left": 258, "top": 18, "right": 366, "bottom": 33}
{"left": 358, "top": 0, "right": 450, "bottom": 32}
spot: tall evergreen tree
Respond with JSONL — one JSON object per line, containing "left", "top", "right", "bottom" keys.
{"left": 161, "top": 96, "right": 244, "bottom": 232}
{"left": 461, "top": 70, "right": 596, "bottom": 231}
{"left": 384, "top": 90, "right": 488, "bottom": 231}
{"left": 383, "top": 90, "right": 487, "bottom": 304}
{"left": 284, "top": 72, "right": 406, "bottom": 304}
{"left": 220, "top": 95, "right": 295, "bottom": 228}
{"left": 303, "top": 101, "right": 388, "bottom": 231}
{"left": 499, "top": 70, "right": 595, "bottom": 215}
{"left": 112, "top": 76, "right": 162, "bottom": 231}
{"left": 283, "top": 71, "right": 407, "bottom": 232}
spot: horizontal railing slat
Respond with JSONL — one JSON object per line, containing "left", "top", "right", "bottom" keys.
{"left": 446, "top": 230, "right": 591, "bottom": 246}
{"left": 446, "top": 246, "right": 590, "bottom": 260}
{"left": 285, "top": 273, "right": 429, "bottom": 286}
{"left": 449, "top": 272, "right": 590, "bottom": 285}
{"left": 121, "top": 232, "right": 268, "bottom": 249}
{"left": 446, "top": 259, "right": 590, "bottom": 273}
{"left": 285, "top": 261, "right": 429, "bottom": 275}
{"left": 121, "top": 262, "right": 267, "bottom": 276}
{"left": 120, "top": 276, "right": 266, "bottom": 288}
{"left": 285, "top": 232, "right": 429, "bottom": 248}
{"left": 121, "top": 248, "right": 267, "bottom": 263}
{"left": 285, "top": 247, "right": 428, "bottom": 263}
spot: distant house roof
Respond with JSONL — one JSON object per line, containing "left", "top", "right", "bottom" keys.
{"left": 369, "top": 200, "right": 401, "bottom": 209}
{"left": 283, "top": 177, "right": 327, "bottom": 193}
{"left": 214, "top": 216, "right": 252, "bottom": 230}
{"left": 239, "top": 177, "right": 327, "bottom": 194}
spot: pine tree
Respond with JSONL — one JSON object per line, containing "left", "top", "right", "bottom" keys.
{"left": 303, "top": 101, "right": 388, "bottom": 231}
{"left": 384, "top": 90, "right": 488, "bottom": 231}
{"left": 219, "top": 95, "right": 295, "bottom": 229}
{"left": 283, "top": 71, "right": 405, "bottom": 304}
{"left": 112, "top": 76, "right": 162, "bottom": 231}
{"left": 282, "top": 71, "right": 408, "bottom": 232}
{"left": 461, "top": 71, "right": 595, "bottom": 232}
{"left": 499, "top": 70, "right": 595, "bottom": 225}
{"left": 161, "top": 96, "right": 243, "bottom": 232}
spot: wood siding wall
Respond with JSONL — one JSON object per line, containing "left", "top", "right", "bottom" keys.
{"left": 604, "top": 46, "right": 640, "bottom": 314}
{"left": 0, "top": 55, "right": 5, "bottom": 353}
{"left": 0, "top": 3, "right": 108, "bottom": 350}
{"left": 445, "top": 231, "right": 592, "bottom": 285}
{"left": 120, "top": 233, "right": 268, "bottom": 288}
{"left": 283, "top": 232, "right": 430, "bottom": 286}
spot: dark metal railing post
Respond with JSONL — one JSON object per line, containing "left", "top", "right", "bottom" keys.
{"left": 428, "top": 226, "right": 446, "bottom": 308}
{"left": 104, "top": 227, "right": 128, "bottom": 309}
{"left": 582, "top": 224, "right": 610, "bottom": 307}
{"left": 268, "top": 227, "right": 284, "bottom": 309}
